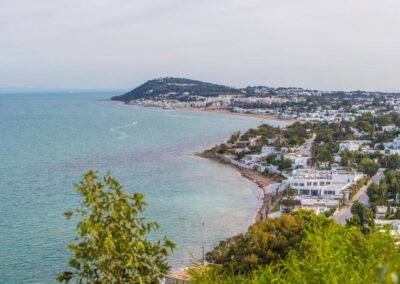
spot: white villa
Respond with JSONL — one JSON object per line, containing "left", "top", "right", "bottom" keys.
{"left": 383, "top": 134, "right": 400, "bottom": 154}
{"left": 280, "top": 197, "right": 340, "bottom": 215}
{"left": 283, "top": 153, "right": 309, "bottom": 169}
{"left": 284, "top": 169, "right": 364, "bottom": 202}
{"left": 338, "top": 140, "right": 371, "bottom": 152}
{"left": 261, "top": 146, "right": 278, "bottom": 156}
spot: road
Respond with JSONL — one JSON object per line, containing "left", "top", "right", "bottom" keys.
{"left": 298, "top": 134, "right": 316, "bottom": 157}
{"left": 333, "top": 170, "right": 384, "bottom": 224}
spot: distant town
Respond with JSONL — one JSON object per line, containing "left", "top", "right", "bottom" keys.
{"left": 112, "top": 77, "right": 400, "bottom": 122}
{"left": 113, "top": 77, "right": 400, "bottom": 238}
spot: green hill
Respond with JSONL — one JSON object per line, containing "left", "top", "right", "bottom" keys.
{"left": 111, "top": 77, "right": 240, "bottom": 102}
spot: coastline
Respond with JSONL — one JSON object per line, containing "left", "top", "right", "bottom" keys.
{"left": 120, "top": 102, "right": 297, "bottom": 124}
{"left": 183, "top": 106, "right": 288, "bottom": 122}
{"left": 195, "top": 150, "right": 278, "bottom": 223}
{"left": 114, "top": 101, "right": 285, "bottom": 222}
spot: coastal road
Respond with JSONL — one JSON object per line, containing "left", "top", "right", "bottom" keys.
{"left": 334, "top": 170, "right": 384, "bottom": 224}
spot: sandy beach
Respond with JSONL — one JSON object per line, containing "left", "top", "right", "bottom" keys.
{"left": 180, "top": 106, "right": 298, "bottom": 124}
{"left": 124, "top": 102, "right": 297, "bottom": 124}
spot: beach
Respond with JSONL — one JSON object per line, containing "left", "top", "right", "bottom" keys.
{"left": 127, "top": 102, "right": 297, "bottom": 124}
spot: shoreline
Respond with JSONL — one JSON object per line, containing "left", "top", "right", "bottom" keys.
{"left": 195, "top": 150, "right": 279, "bottom": 223}
{"left": 113, "top": 101, "right": 285, "bottom": 222}
{"left": 182, "top": 106, "right": 296, "bottom": 123}
{"left": 118, "top": 102, "right": 297, "bottom": 124}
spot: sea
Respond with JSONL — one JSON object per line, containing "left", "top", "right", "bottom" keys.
{"left": 0, "top": 92, "right": 288, "bottom": 283}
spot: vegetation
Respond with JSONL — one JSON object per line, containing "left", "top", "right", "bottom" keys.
{"left": 346, "top": 201, "right": 375, "bottom": 234}
{"left": 193, "top": 211, "right": 400, "bottom": 284}
{"left": 111, "top": 77, "right": 240, "bottom": 102}
{"left": 57, "top": 171, "right": 175, "bottom": 283}
{"left": 357, "top": 158, "right": 379, "bottom": 177}
{"left": 280, "top": 186, "right": 298, "bottom": 213}
{"left": 205, "top": 214, "right": 306, "bottom": 275}
{"left": 368, "top": 170, "right": 400, "bottom": 212}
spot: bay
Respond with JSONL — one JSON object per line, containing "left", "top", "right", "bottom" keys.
{"left": 0, "top": 92, "right": 288, "bottom": 283}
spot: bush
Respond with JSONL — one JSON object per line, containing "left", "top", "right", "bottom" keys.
{"left": 194, "top": 212, "right": 400, "bottom": 284}
{"left": 205, "top": 214, "right": 305, "bottom": 275}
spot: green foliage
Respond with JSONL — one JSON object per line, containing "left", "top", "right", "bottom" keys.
{"left": 346, "top": 201, "right": 375, "bottom": 234}
{"left": 227, "top": 131, "right": 240, "bottom": 144}
{"left": 314, "top": 121, "right": 355, "bottom": 143}
{"left": 387, "top": 154, "right": 400, "bottom": 171}
{"left": 57, "top": 171, "right": 175, "bottom": 283}
{"left": 323, "top": 207, "right": 337, "bottom": 217}
{"left": 216, "top": 143, "right": 229, "bottom": 154}
{"left": 112, "top": 77, "right": 239, "bottom": 101}
{"left": 367, "top": 182, "right": 387, "bottom": 206}
{"left": 277, "top": 158, "right": 292, "bottom": 171}
{"left": 358, "top": 158, "right": 379, "bottom": 177}
{"left": 193, "top": 212, "right": 400, "bottom": 284}
{"left": 205, "top": 214, "right": 305, "bottom": 275}
{"left": 312, "top": 143, "right": 334, "bottom": 164}
{"left": 369, "top": 170, "right": 400, "bottom": 210}
{"left": 280, "top": 186, "right": 298, "bottom": 213}
{"left": 283, "top": 122, "right": 310, "bottom": 146}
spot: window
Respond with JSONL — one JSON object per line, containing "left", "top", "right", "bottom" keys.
{"left": 300, "top": 189, "right": 310, "bottom": 195}
{"left": 294, "top": 183, "right": 298, "bottom": 186}
{"left": 307, "top": 181, "right": 312, "bottom": 186}
{"left": 320, "top": 181, "right": 325, "bottom": 186}
{"left": 299, "top": 183, "right": 305, "bottom": 187}
{"left": 313, "top": 182, "right": 318, "bottom": 186}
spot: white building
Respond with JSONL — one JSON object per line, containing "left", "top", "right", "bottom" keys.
{"left": 261, "top": 146, "right": 277, "bottom": 156}
{"left": 338, "top": 140, "right": 371, "bottom": 152}
{"left": 383, "top": 134, "right": 400, "bottom": 154}
{"left": 382, "top": 124, "right": 398, "bottom": 132}
{"left": 284, "top": 169, "right": 364, "bottom": 202}
{"left": 375, "top": 219, "right": 400, "bottom": 237}
{"left": 284, "top": 153, "right": 308, "bottom": 169}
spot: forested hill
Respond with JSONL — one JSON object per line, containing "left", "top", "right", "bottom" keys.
{"left": 111, "top": 77, "right": 240, "bottom": 102}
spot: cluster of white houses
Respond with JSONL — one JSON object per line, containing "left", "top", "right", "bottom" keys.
{"left": 280, "top": 168, "right": 365, "bottom": 214}
{"left": 226, "top": 134, "right": 368, "bottom": 215}
{"left": 230, "top": 144, "right": 309, "bottom": 175}
{"left": 337, "top": 132, "right": 400, "bottom": 157}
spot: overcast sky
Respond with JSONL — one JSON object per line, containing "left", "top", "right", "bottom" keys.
{"left": 1, "top": 0, "right": 400, "bottom": 91}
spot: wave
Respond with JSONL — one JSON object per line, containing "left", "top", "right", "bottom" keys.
{"left": 109, "top": 121, "right": 138, "bottom": 139}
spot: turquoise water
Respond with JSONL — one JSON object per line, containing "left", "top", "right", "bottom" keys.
{"left": 0, "top": 93, "right": 288, "bottom": 283}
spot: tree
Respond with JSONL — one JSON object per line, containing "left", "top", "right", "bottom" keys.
{"left": 194, "top": 211, "right": 400, "bottom": 284}
{"left": 387, "top": 154, "right": 400, "bottom": 171}
{"left": 384, "top": 170, "right": 400, "bottom": 202}
{"left": 227, "top": 131, "right": 240, "bottom": 144}
{"left": 205, "top": 214, "right": 305, "bottom": 275}
{"left": 280, "top": 186, "right": 298, "bottom": 213}
{"left": 278, "top": 158, "right": 293, "bottom": 171}
{"left": 216, "top": 143, "right": 228, "bottom": 154}
{"left": 57, "top": 171, "right": 175, "bottom": 283}
{"left": 357, "top": 158, "right": 379, "bottom": 177}
{"left": 346, "top": 201, "right": 375, "bottom": 234}
{"left": 367, "top": 182, "right": 386, "bottom": 206}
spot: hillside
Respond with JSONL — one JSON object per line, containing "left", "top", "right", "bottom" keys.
{"left": 111, "top": 77, "right": 240, "bottom": 102}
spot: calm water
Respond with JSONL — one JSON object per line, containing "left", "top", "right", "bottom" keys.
{"left": 0, "top": 93, "right": 288, "bottom": 283}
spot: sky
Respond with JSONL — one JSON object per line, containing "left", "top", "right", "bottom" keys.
{"left": 1, "top": 0, "right": 400, "bottom": 91}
